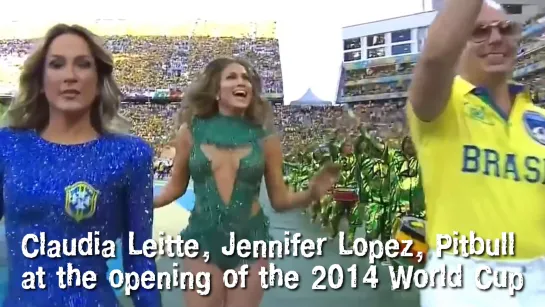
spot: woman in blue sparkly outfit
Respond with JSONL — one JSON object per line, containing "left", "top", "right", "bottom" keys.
{"left": 0, "top": 24, "right": 161, "bottom": 307}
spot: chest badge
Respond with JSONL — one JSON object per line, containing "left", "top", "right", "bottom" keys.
{"left": 463, "top": 103, "right": 494, "bottom": 125}
{"left": 523, "top": 111, "right": 545, "bottom": 145}
{"left": 64, "top": 181, "right": 99, "bottom": 222}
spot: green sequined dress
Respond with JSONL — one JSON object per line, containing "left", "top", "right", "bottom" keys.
{"left": 182, "top": 114, "right": 272, "bottom": 270}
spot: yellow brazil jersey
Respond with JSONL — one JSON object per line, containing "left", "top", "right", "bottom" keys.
{"left": 407, "top": 76, "right": 545, "bottom": 259}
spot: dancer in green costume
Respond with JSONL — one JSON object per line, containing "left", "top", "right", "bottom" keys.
{"left": 154, "top": 58, "right": 340, "bottom": 307}
{"left": 329, "top": 140, "right": 359, "bottom": 240}
{"left": 399, "top": 136, "right": 424, "bottom": 216}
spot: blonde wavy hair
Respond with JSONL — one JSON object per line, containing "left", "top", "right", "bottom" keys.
{"left": 176, "top": 57, "right": 274, "bottom": 131}
{"left": 3, "top": 24, "right": 130, "bottom": 133}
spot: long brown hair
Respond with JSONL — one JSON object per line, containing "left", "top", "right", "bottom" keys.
{"left": 176, "top": 57, "right": 274, "bottom": 130}
{"left": 3, "top": 24, "right": 129, "bottom": 133}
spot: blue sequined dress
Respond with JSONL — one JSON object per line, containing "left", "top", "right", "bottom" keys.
{"left": 0, "top": 128, "right": 161, "bottom": 307}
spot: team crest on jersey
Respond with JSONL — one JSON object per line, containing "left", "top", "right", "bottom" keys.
{"left": 64, "top": 181, "right": 99, "bottom": 222}
{"left": 523, "top": 111, "right": 545, "bottom": 145}
{"left": 464, "top": 103, "right": 494, "bottom": 125}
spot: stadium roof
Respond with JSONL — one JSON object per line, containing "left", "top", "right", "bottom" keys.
{"left": 342, "top": 11, "right": 434, "bottom": 30}
{"left": 343, "top": 2, "right": 545, "bottom": 38}
{"left": 342, "top": 11, "right": 436, "bottom": 39}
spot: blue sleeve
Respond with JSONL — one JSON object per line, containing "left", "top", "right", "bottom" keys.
{"left": 122, "top": 140, "right": 161, "bottom": 307}
{"left": 0, "top": 129, "right": 6, "bottom": 221}
{"left": 0, "top": 161, "right": 3, "bottom": 221}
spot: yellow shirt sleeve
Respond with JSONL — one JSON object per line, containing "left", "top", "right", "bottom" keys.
{"left": 406, "top": 82, "right": 462, "bottom": 147}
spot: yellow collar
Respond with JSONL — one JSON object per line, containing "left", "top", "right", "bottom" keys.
{"left": 455, "top": 75, "right": 530, "bottom": 102}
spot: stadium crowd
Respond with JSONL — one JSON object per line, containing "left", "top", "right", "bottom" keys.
{"left": 0, "top": 35, "right": 283, "bottom": 95}
{"left": 106, "top": 35, "right": 283, "bottom": 95}
{"left": 0, "top": 16, "right": 544, "bottom": 175}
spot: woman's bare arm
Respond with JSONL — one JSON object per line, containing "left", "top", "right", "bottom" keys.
{"left": 153, "top": 124, "right": 191, "bottom": 208}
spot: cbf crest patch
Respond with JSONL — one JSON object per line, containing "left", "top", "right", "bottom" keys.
{"left": 523, "top": 111, "right": 545, "bottom": 145}
{"left": 64, "top": 182, "right": 99, "bottom": 222}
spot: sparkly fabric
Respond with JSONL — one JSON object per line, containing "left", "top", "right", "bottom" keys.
{"left": 0, "top": 128, "right": 161, "bottom": 307}
{"left": 183, "top": 114, "right": 272, "bottom": 270}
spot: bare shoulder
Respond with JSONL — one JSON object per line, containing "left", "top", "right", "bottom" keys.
{"left": 176, "top": 123, "right": 193, "bottom": 147}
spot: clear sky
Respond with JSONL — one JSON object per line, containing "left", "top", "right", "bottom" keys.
{"left": 2, "top": 0, "right": 433, "bottom": 103}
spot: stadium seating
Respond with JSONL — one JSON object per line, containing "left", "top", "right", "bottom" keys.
{"left": 0, "top": 21, "right": 283, "bottom": 101}
{"left": 1, "top": 16, "right": 544, "bottom": 154}
{"left": 333, "top": 14, "right": 545, "bottom": 143}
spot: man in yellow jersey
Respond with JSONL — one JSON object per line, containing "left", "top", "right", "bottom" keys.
{"left": 408, "top": 0, "right": 545, "bottom": 306}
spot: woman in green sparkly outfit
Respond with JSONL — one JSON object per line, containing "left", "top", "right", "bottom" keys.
{"left": 154, "top": 58, "right": 340, "bottom": 307}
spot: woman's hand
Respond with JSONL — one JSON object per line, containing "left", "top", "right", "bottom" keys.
{"left": 308, "top": 162, "right": 341, "bottom": 202}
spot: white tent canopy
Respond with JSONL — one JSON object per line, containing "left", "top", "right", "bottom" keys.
{"left": 290, "top": 88, "right": 332, "bottom": 106}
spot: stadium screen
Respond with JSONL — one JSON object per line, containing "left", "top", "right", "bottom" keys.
{"left": 367, "top": 47, "right": 385, "bottom": 59}
{"left": 391, "top": 29, "right": 411, "bottom": 43}
{"left": 343, "top": 38, "right": 361, "bottom": 51}
{"left": 391, "top": 43, "right": 412, "bottom": 56}
{"left": 344, "top": 50, "right": 362, "bottom": 62}
{"left": 367, "top": 34, "right": 385, "bottom": 47}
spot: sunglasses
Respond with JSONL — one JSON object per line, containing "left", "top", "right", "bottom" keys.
{"left": 471, "top": 21, "right": 522, "bottom": 43}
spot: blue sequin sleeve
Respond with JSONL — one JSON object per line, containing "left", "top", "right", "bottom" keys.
{"left": 122, "top": 139, "right": 162, "bottom": 307}
{"left": 0, "top": 159, "right": 3, "bottom": 221}
{"left": 0, "top": 160, "right": 3, "bottom": 221}
{"left": 0, "top": 128, "right": 6, "bottom": 220}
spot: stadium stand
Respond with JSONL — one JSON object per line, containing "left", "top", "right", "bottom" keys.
{"left": 0, "top": 20, "right": 283, "bottom": 154}
{"left": 335, "top": 13, "right": 545, "bottom": 143}
{"left": 1, "top": 15, "right": 544, "bottom": 161}
{"left": 0, "top": 21, "right": 282, "bottom": 99}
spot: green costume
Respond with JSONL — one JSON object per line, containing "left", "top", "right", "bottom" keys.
{"left": 281, "top": 127, "right": 426, "bottom": 255}
{"left": 182, "top": 114, "right": 272, "bottom": 270}
{"left": 329, "top": 150, "right": 358, "bottom": 240}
